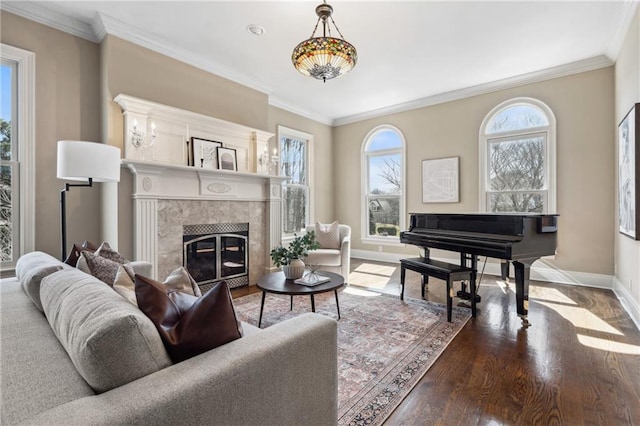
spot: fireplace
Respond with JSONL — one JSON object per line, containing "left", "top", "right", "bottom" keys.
{"left": 183, "top": 223, "right": 249, "bottom": 292}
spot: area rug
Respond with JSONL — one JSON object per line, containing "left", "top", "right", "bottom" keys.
{"left": 233, "top": 287, "right": 471, "bottom": 425}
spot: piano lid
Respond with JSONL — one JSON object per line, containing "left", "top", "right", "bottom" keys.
{"left": 408, "top": 212, "right": 558, "bottom": 236}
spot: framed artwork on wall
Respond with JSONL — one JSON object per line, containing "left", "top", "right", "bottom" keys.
{"left": 217, "top": 147, "right": 238, "bottom": 171}
{"left": 422, "top": 157, "right": 459, "bottom": 203}
{"left": 191, "top": 137, "right": 223, "bottom": 169}
{"left": 618, "top": 103, "right": 640, "bottom": 240}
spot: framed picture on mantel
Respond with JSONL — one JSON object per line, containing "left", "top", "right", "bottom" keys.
{"left": 618, "top": 103, "right": 640, "bottom": 240}
{"left": 191, "top": 137, "right": 223, "bottom": 169}
{"left": 217, "top": 147, "right": 238, "bottom": 171}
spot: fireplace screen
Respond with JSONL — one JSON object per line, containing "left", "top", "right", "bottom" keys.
{"left": 183, "top": 223, "right": 249, "bottom": 291}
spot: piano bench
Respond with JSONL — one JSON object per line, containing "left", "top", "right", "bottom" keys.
{"left": 399, "top": 257, "right": 474, "bottom": 322}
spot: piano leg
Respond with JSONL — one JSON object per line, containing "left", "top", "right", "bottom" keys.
{"left": 470, "top": 255, "right": 477, "bottom": 318}
{"left": 513, "top": 260, "right": 534, "bottom": 327}
{"left": 501, "top": 261, "right": 510, "bottom": 281}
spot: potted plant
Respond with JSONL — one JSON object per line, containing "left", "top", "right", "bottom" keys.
{"left": 270, "top": 231, "right": 320, "bottom": 279}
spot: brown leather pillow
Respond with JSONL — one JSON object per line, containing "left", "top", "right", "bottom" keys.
{"left": 134, "top": 275, "right": 243, "bottom": 363}
{"left": 64, "top": 240, "right": 98, "bottom": 267}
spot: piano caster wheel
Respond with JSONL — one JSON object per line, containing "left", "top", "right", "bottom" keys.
{"left": 519, "top": 315, "right": 531, "bottom": 328}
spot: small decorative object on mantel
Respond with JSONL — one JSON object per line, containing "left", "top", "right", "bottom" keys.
{"left": 191, "top": 137, "right": 223, "bottom": 169}
{"left": 270, "top": 232, "right": 320, "bottom": 280}
{"left": 217, "top": 147, "right": 238, "bottom": 171}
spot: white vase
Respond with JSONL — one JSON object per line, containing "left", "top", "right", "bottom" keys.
{"left": 282, "top": 258, "right": 305, "bottom": 280}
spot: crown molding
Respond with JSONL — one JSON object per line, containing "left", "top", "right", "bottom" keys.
{"left": 0, "top": 1, "right": 100, "bottom": 43}
{"left": 605, "top": 0, "right": 639, "bottom": 61}
{"left": 333, "top": 55, "right": 614, "bottom": 126}
{"left": 268, "top": 96, "right": 333, "bottom": 126}
{"left": 97, "top": 13, "right": 273, "bottom": 96}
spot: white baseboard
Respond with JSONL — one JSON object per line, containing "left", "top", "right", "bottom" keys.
{"left": 352, "top": 249, "right": 612, "bottom": 287}
{"left": 613, "top": 277, "right": 640, "bottom": 331}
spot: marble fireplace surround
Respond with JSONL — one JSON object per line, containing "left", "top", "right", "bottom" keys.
{"left": 125, "top": 160, "right": 287, "bottom": 282}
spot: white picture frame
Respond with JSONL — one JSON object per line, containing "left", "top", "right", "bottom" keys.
{"left": 422, "top": 157, "right": 459, "bottom": 203}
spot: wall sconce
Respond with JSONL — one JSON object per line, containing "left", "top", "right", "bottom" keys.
{"left": 259, "top": 147, "right": 279, "bottom": 173}
{"left": 130, "top": 119, "right": 157, "bottom": 160}
{"left": 130, "top": 119, "right": 145, "bottom": 148}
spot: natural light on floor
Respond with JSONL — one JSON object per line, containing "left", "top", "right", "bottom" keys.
{"left": 577, "top": 334, "right": 640, "bottom": 355}
{"left": 525, "top": 284, "right": 640, "bottom": 355}
{"left": 347, "top": 262, "right": 396, "bottom": 289}
{"left": 343, "top": 287, "right": 382, "bottom": 297}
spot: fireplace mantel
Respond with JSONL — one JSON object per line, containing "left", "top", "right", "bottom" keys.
{"left": 124, "top": 159, "right": 287, "bottom": 201}
{"left": 124, "top": 159, "right": 286, "bottom": 279}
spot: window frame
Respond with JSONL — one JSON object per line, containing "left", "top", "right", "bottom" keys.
{"left": 479, "top": 98, "right": 556, "bottom": 214}
{"left": 277, "top": 125, "right": 314, "bottom": 240}
{"left": 361, "top": 124, "right": 406, "bottom": 246}
{"left": 1, "top": 44, "right": 35, "bottom": 274}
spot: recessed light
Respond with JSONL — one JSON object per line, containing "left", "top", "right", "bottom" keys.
{"left": 247, "top": 25, "right": 265, "bottom": 36}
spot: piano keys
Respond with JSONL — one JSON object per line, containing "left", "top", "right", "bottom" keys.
{"left": 400, "top": 213, "right": 559, "bottom": 327}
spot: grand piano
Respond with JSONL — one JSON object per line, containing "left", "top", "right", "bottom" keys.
{"left": 400, "top": 213, "right": 559, "bottom": 326}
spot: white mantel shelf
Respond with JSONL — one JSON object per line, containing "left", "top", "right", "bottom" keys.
{"left": 124, "top": 159, "right": 287, "bottom": 202}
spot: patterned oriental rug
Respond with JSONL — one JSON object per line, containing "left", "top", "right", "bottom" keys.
{"left": 234, "top": 288, "right": 471, "bottom": 425}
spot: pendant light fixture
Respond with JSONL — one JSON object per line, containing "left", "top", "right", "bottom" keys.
{"left": 291, "top": 1, "right": 357, "bottom": 82}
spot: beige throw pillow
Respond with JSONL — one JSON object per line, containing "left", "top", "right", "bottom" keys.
{"left": 114, "top": 266, "right": 202, "bottom": 306}
{"left": 315, "top": 221, "right": 341, "bottom": 249}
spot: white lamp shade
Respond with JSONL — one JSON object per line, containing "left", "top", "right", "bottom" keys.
{"left": 57, "top": 141, "right": 121, "bottom": 182}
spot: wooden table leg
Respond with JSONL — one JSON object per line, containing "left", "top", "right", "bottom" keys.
{"left": 310, "top": 294, "right": 316, "bottom": 312}
{"left": 290, "top": 295, "right": 293, "bottom": 311}
{"left": 258, "top": 291, "right": 266, "bottom": 328}
{"left": 334, "top": 290, "right": 341, "bottom": 319}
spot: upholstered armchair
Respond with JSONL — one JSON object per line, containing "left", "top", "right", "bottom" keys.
{"left": 304, "top": 223, "right": 351, "bottom": 281}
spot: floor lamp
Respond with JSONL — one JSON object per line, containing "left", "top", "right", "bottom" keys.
{"left": 56, "top": 141, "right": 121, "bottom": 261}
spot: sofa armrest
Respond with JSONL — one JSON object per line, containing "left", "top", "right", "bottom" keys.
{"left": 24, "top": 313, "right": 338, "bottom": 426}
{"left": 340, "top": 235, "right": 350, "bottom": 282}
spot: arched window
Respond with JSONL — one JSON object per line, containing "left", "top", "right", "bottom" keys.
{"left": 361, "top": 125, "right": 406, "bottom": 243}
{"left": 479, "top": 98, "right": 556, "bottom": 213}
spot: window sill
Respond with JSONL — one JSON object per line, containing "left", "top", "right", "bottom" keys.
{"left": 361, "top": 237, "right": 405, "bottom": 247}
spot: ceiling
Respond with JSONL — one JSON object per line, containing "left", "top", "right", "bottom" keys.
{"left": 2, "top": 1, "right": 637, "bottom": 125}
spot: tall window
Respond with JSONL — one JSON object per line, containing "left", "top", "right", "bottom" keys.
{"left": 279, "top": 126, "right": 313, "bottom": 236}
{"left": 1, "top": 44, "right": 35, "bottom": 274}
{"left": 479, "top": 98, "right": 556, "bottom": 213}
{"left": 1, "top": 60, "right": 18, "bottom": 265}
{"left": 362, "top": 125, "right": 406, "bottom": 242}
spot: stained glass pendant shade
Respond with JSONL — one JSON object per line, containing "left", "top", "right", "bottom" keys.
{"left": 292, "top": 2, "right": 357, "bottom": 82}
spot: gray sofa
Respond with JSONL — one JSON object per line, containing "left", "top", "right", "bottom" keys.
{"left": 1, "top": 252, "right": 338, "bottom": 425}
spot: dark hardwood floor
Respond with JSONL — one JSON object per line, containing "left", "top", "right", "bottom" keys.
{"left": 233, "top": 259, "right": 640, "bottom": 425}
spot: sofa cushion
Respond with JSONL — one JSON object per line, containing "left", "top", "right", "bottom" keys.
{"left": 135, "top": 275, "right": 243, "bottom": 363}
{"left": 16, "top": 251, "right": 69, "bottom": 312}
{"left": 40, "top": 269, "right": 172, "bottom": 393}
{"left": 304, "top": 248, "right": 342, "bottom": 267}
{"left": 315, "top": 221, "right": 341, "bottom": 249}
{"left": 115, "top": 266, "right": 202, "bottom": 306}
{"left": 1, "top": 278, "right": 94, "bottom": 425}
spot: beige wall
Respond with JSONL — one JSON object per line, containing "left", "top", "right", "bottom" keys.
{"left": 101, "top": 35, "right": 273, "bottom": 259}
{"left": 614, "top": 10, "right": 640, "bottom": 307}
{"left": 334, "top": 67, "right": 615, "bottom": 276}
{"left": 268, "top": 106, "right": 334, "bottom": 223}
{"left": 1, "top": 11, "right": 102, "bottom": 259}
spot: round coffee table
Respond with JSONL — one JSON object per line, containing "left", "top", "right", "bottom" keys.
{"left": 256, "top": 270, "right": 345, "bottom": 328}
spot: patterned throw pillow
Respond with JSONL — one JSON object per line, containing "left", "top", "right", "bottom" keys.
{"left": 315, "top": 221, "right": 341, "bottom": 249}
{"left": 135, "top": 276, "right": 243, "bottom": 363}
{"left": 95, "top": 242, "right": 129, "bottom": 264}
{"left": 78, "top": 250, "right": 122, "bottom": 286}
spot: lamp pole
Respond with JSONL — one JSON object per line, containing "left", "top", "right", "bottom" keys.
{"left": 60, "top": 178, "right": 93, "bottom": 260}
